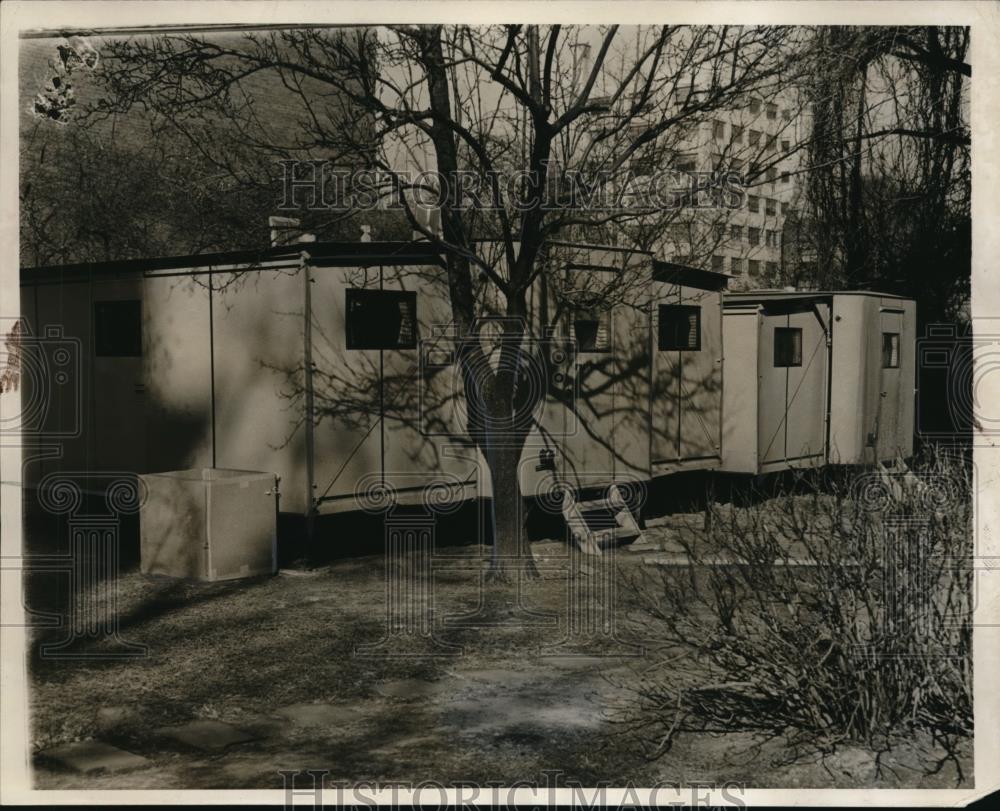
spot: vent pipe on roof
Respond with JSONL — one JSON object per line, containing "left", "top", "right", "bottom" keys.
{"left": 411, "top": 206, "right": 442, "bottom": 241}
{"left": 269, "top": 216, "right": 299, "bottom": 246}
{"left": 269, "top": 215, "right": 314, "bottom": 247}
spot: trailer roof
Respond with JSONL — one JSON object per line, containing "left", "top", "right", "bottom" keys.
{"left": 21, "top": 239, "right": 653, "bottom": 282}
{"left": 652, "top": 260, "right": 731, "bottom": 291}
{"left": 724, "top": 289, "right": 912, "bottom": 302}
{"left": 20, "top": 241, "right": 450, "bottom": 281}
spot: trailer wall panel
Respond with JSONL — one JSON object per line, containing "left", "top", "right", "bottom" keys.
{"left": 720, "top": 305, "right": 760, "bottom": 473}
{"left": 211, "top": 268, "right": 309, "bottom": 514}
{"left": 143, "top": 272, "right": 214, "bottom": 475}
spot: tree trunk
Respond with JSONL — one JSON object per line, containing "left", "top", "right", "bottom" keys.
{"left": 845, "top": 60, "right": 869, "bottom": 288}
{"left": 484, "top": 439, "right": 539, "bottom": 581}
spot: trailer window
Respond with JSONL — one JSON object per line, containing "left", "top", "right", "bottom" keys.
{"left": 774, "top": 327, "right": 802, "bottom": 367}
{"left": 882, "top": 332, "right": 900, "bottom": 368}
{"left": 572, "top": 312, "right": 611, "bottom": 353}
{"left": 94, "top": 300, "right": 142, "bottom": 357}
{"left": 658, "top": 305, "right": 701, "bottom": 351}
{"left": 345, "top": 289, "right": 417, "bottom": 350}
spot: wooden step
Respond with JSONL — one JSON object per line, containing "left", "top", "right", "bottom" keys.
{"left": 577, "top": 499, "right": 614, "bottom": 512}
{"left": 560, "top": 484, "right": 644, "bottom": 557}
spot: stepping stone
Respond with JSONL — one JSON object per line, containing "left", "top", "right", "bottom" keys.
{"left": 239, "top": 714, "right": 287, "bottom": 738}
{"left": 95, "top": 705, "right": 135, "bottom": 731}
{"left": 624, "top": 540, "right": 659, "bottom": 553}
{"left": 155, "top": 719, "right": 256, "bottom": 752}
{"left": 272, "top": 703, "right": 363, "bottom": 727}
{"left": 375, "top": 678, "right": 445, "bottom": 701}
{"left": 41, "top": 740, "right": 149, "bottom": 773}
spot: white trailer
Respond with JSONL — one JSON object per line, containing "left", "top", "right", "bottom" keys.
{"left": 721, "top": 290, "right": 917, "bottom": 474}
{"left": 19, "top": 242, "right": 730, "bottom": 519}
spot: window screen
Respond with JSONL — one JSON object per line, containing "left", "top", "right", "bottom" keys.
{"left": 658, "top": 305, "right": 701, "bottom": 351}
{"left": 882, "top": 332, "right": 900, "bottom": 368}
{"left": 94, "top": 300, "right": 142, "bottom": 357}
{"left": 345, "top": 289, "right": 417, "bottom": 350}
{"left": 774, "top": 327, "right": 802, "bottom": 367}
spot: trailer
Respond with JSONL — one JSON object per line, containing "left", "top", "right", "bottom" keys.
{"left": 720, "top": 290, "right": 917, "bottom": 474}
{"left": 18, "top": 241, "right": 729, "bottom": 520}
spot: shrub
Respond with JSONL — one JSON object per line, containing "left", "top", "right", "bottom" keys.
{"left": 616, "top": 448, "right": 973, "bottom": 781}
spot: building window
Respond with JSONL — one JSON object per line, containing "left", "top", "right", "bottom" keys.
{"left": 766, "top": 261, "right": 778, "bottom": 277}
{"left": 781, "top": 171, "right": 790, "bottom": 184}
{"left": 748, "top": 259, "right": 761, "bottom": 276}
{"left": 658, "top": 305, "right": 701, "bottom": 351}
{"left": 713, "top": 119, "right": 726, "bottom": 140}
{"left": 774, "top": 327, "right": 803, "bottom": 367}
{"left": 766, "top": 102, "right": 778, "bottom": 120}
{"left": 749, "top": 98, "right": 762, "bottom": 115}
{"left": 766, "top": 134, "right": 778, "bottom": 152}
{"left": 346, "top": 289, "right": 418, "bottom": 350}
{"left": 712, "top": 254, "right": 725, "bottom": 271}
{"left": 782, "top": 108, "right": 792, "bottom": 121}
{"left": 732, "top": 124, "right": 744, "bottom": 144}
{"left": 765, "top": 198, "right": 776, "bottom": 216}
{"left": 714, "top": 223, "right": 726, "bottom": 240}
{"left": 748, "top": 227, "right": 761, "bottom": 245}
{"left": 631, "top": 153, "right": 659, "bottom": 177}
{"left": 766, "top": 230, "right": 780, "bottom": 248}
{"left": 730, "top": 224, "right": 743, "bottom": 241}
{"left": 94, "top": 300, "right": 142, "bottom": 357}
{"left": 749, "top": 129, "right": 761, "bottom": 146}
{"left": 766, "top": 166, "right": 777, "bottom": 183}
{"left": 882, "top": 332, "right": 900, "bottom": 368}
{"left": 781, "top": 139, "right": 791, "bottom": 153}
{"left": 674, "top": 153, "right": 698, "bottom": 172}
{"left": 731, "top": 257, "right": 744, "bottom": 274}
{"left": 781, "top": 201, "right": 791, "bottom": 215}
{"left": 748, "top": 195, "right": 760, "bottom": 213}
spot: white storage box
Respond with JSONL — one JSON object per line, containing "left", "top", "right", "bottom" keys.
{"left": 139, "top": 468, "right": 278, "bottom": 581}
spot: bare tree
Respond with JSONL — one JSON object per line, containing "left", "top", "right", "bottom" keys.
{"left": 800, "top": 26, "right": 970, "bottom": 321}
{"left": 82, "top": 24, "right": 804, "bottom": 579}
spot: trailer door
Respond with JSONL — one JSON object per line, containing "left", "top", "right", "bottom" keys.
{"left": 759, "top": 304, "right": 829, "bottom": 469}
{"left": 876, "top": 306, "right": 905, "bottom": 459}
{"left": 651, "top": 287, "right": 722, "bottom": 467}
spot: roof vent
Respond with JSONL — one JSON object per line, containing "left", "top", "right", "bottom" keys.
{"left": 269, "top": 216, "right": 305, "bottom": 247}
{"left": 411, "top": 206, "right": 442, "bottom": 241}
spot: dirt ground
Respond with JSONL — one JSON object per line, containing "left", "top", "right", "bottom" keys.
{"left": 25, "top": 505, "right": 971, "bottom": 790}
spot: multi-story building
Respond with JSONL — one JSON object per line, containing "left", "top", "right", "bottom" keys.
{"left": 659, "top": 86, "right": 812, "bottom": 290}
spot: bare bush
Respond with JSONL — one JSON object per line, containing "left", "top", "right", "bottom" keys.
{"left": 614, "top": 449, "right": 973, "bottom": 782}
